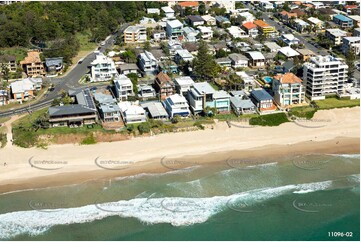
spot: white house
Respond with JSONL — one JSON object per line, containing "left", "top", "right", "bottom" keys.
{"left": 161, "top": 6, "right": 175, "bottom": 19}
{"left": 174, "top": 49, "right": 194, "bottom": 64}
{"left": 264, "top": 41, "right": 282, "bottom": 52}
{"left": 227, "top": 26, "right": 248, "bottom": 39}
{"left": 294, "top": 19, "right": 310, "bottom": 33}
{"left": 201, "top": 15, "right": 216, "bottom": 26}
{"left": 114, "top": 74, "right": 133, "bottom": 101}
{"left": 342, "top": 36, "right": 360, "bottom": 55}
{"left": 90, "top": 52, "right": 118, "bottom": 82}
{"left": 278, "top": 47, "right": 300, "bottom": 58}
{"left": 138, "top": 51, "right": 158, "bottom": 74}
{"left": 239, "top": 12, "right": 255, "bottom": 24}
{"left": 174, "top": 76, "right": 195, "bottom": 96}
{"left": 307, "top": 17, "right": 325, "bottom": 29}
{"left": 147, "top": 8, "right": 160, "bottom": 15}
{"left": 279, "top": 34, "right": 300, "bottom": 46}
{"left": 228, "top": 53, "right": 248, "bottom": 68}
{"left": 326, "top": 28, "right": 348, "bottom": 45}
{"left": 162, "top": 94, "right": 191, "bottom": 118}
{"left": 197, "top": 26, "right": 213, "bottom": 41}
{"left": 235, "top": 71, "right": 256, "bottom": 91}
{"left": 118, "top": 101, "right": 147, "bottom": 124}
{"left": 183, "top": 26, "right": 199, "bottom": 42}
{"left": 10, "top": 77, "right": 43, "bottom": 103}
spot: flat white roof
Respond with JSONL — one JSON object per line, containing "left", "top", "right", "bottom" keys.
{"left": 307, "top": 17, "right": 324, "bottom": 25}
{"left": 167, "top": 19, "right": 183, "bottom": 28}
{"left": 326, "top": 28, "right": 348, "bottom": 37}
{"left": 161, "top": 6, "right": 174, "bottom": 13}
{"left": 174, "top": 76, "right": 195, "bottom": 86}
{"left": 279, "top": 47, "right": 300, "bottom": 57}
{"left": 247, "top": 51, "right": 265, "bottom": 60}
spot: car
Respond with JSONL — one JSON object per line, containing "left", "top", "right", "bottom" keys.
{"left": 78, "top": 58, "right": 84, "bottom": 64}
{"left": 356, "top": 63, "right": 360, "bottom": 71}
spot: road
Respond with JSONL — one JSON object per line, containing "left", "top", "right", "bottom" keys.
{"left": 0, "top": 23, "right": 130, "bottom": 118}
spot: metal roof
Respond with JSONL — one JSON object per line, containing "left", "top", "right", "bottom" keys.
{"left": 251, "top": 89, "right": 273, "bottom": 101}
{"left": 49, "top": 104, "right": 96, "bottom": 117}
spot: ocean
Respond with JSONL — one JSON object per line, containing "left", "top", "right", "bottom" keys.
{"left": 0, "top": 153, "right": 359, "bottom": 241}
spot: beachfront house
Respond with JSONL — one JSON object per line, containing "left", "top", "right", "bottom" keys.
{"left": 187, "top": 82, "right": 231, "bottom": 114}
{"left": 48, "top": 105, "right": 98, "bottom": 128}
{"left": 162, "top": 94, "right": 191, "bottom": 118}
{"left": 272, "top": 72, "right": 305, "bottom": 107}
{"left": 118, "top": 101, "right": 147, "bottom": 124}
{"left": 154, "top": 72, "right": 175, "bottom": 100}
{"left": 138, "top": 84, "right": 156, "bottom": 100}
{"left": 140, "top": 101, "right": 169, "bottom": 120}
{"left": 250, "top": 89, "right": 276, "bottom": 113}
{"left": 230, "top": 96, "right": 257, "bottom": 115}
{"left": 93, "top": 92, "right": 122, "bottom": 122}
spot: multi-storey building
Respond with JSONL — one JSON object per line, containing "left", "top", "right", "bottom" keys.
{"left": 333, "top": 14, "right": 353, "bottom": 28}
{"left": 0, "top": 55, "right": 17, "bottom": 72}
{"left": 20, "top": 50, "right": 45, "bottom": 77}
{"left": 272, "top": 72, "right": 305, "bottom": 107}
{"left": 342, "top": 36, "right": 360, "bottom": 56}
{"left": 162, "top": 94, "right": 190, "bottom": 118}
{"left": 114, "top": 74, "right": 133, "bottom": 101}
{"left": 166, "top": 19, "right": 184, "bottom": 40}
{"left": 254, "top": 20, "right": 277, "bottom": 38}
{"left": 90, "top": 52, "right": 118, "bottom": 82}
{"left": 303, "top": 55, "right": 349, "bottom": 100}
{"left": 123, "top": 25, "right": 147, "bottom": 43}
{"left": 325, "top": 29, "right": 348, "bottom": 45}
{"left": 138, "top": 51, "right": 158, "bottom": 74}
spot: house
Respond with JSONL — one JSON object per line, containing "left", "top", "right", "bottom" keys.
{"left": 147, "top": 8, "right": 160, "bottom": 15}
{"left": 235, "top": 71, "right": 256, "bottom": 91}
{"left": 230, "top": 96, "right": 257, "bottom": 115}
{"left": 138, "top": 51, "right": 158, "bottom": 74}
{"left": 45, "top": 57, "right": 63, "bottom": 76}
{"left": 162, "top": 94, "right": 191, "bottom": 118}
{"left": 279, "top": 10, "right": 297, "bottom": 21}
{"left": 238, "top": 12, "right": 255, "bottom": 24}
{"left": 118, "top": 63, "right": 139, "bottom": 76}
{"left": 138, "top": 84, "right": 156, "bottom": 100}
{"left": 343, "top": 5, "right": 358, "bottom": 14}
{"left": 10, "top": 77, "right": 42, "bottom": 103}
{"left": 183, "top": 26, "right": 199, "bottom": 42}
{"left": 215, "top": 16, "right": 231, "bottom": 26}
{"left": 114, "top": 74, "right": 133, "bottom": 101}
{"left": 250, "top": 89, "right": 276, "bottom": 112}
{"left": 168, "top": 39, "right": 183, "bottom": 56}
{"left": 307, "top": 17, "right": 325, "bottom": 30}
{"left": 139, "top": 17, "right": 157, "bottom": 26}
{"left": 264, "top": 41, "right": 282, "bottom": 52}
{"left": 296, "top": 48, "right": 316, "bottom": 61}
{"left": 303, "top": 55, "right": 349, "bottom": 100}
{"left": 201, "top": 15, "right": 216, "bottom": 26}
{"left": 20, "top": 50, "right": 45, "bottom": 77}
{"left": 272, "top": 72, "right": 305, "bottom": 107}
{"left": 93, "top": 92, "right": 122, "bottom": 122}
{"left": 294, "top": 19, "right": 310, "bottom": 33}
{"left": 333, "top": 14, "right": 353, "bottom": 28}
{"left": 178, "top": 1, "right": 199, "bottom": 11}
{"left": 0, "top": 90, "right": 8, "bottom": 106}
{"left": 0, "top": 55, "right": 17, "bottom": 72}
{"left": 325, "top": 28, "right": 348, "bottom": 45}
{"left": 228, "top": 53, "right": 248, "bottom": 68}
{"left": 245, "top": 51, "right": 265, "bottom": 67}
{"left": 254, "top": 20, "right": 277, "bottom": 38}
{"left": 227, "top": 26, "right": 248, "bottom": 39}
{"left": 311, "top": 2, "right": 324, "bottom": 9}
{"left": 342, "top": 37, "right": 360, "bottom": 55}
{"left": 188, "top": 15, "right": 204, "bottom": 26}
{"left": 123, "top": 25, "right": 147, "bottom": 43}
{"left": 354, "top": 28, "right": 360, "bottom": 37}
{"left": 348, "top": 15, "right": 360, "bottom": 28}
{"left": 161, "top": 6, "right": 175, "bottom": 19}
{"left": 174, "top": 76, "right": 195, "bottom": 96}
{"left": 187, "top": 82, "right": 231, "bottom": 114}
{"left": 174, "top": 49, "right": 194, "bottom": 64}
{"left": 140, "top": 101, "right": 169, "bottom": 120}
{"left": 68, "top": 88, "right": 97, "bottom": 110}
{"left": 166, "top": 19, "right": 184, "bottom": 40}
{"left": 259, "top": 1, "right": 274, "bottom": 11}
{"left": 279, "top": 34, "right": 300, "bottom": 46}
{"left": 182, "top": 42, "right": 199, "bottom": 55}
{"left": 118, "top": 101, "right": 147, "bottom": 124}
{"left": 197, "top": 26, "right": 213, "bottom": 41}
{"left": 278, "top": 47, "right": 300, "bottom": 59}
{"left": 48, "top": 105, "right": 98, "bottom": 128}
{"left": 216, "top": 57, "right": 232, "bottom": 68}
{"left": 214, "top": 0, "right": 235, "bottom": 13}
{"left": 159, "top": 60, "right": 179, "bottom": 74}
{"left": 290, "top": 8, "right": 306, "bottom": 18}
{"left": 155, "top": 72, "right": 175, "bottom": 100}
{"left": 242, "top": 22, "right": 258, "bottom": 38}
{"left": 152, "top": 30, "right": 167, "bottom": 41}
{"left": 90, "top": 52, "right": 118, "bottom": 82}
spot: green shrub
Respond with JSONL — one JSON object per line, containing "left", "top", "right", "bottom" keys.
{"left": 138, "top": 122, "right": 151, "bottom": 134}
{"left": 81, "top": 133, "right": 97, "bottom": 145}
{"left": 0, "top": 133, "right": 7, "bottom": 148}
{"left": 249, "top": 113, "right": 289, "bottom": 126}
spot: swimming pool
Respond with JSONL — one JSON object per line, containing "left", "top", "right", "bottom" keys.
{"left": 263, "top": 76, "right": 273, "bottom": 84}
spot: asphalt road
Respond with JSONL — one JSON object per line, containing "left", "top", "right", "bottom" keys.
{"left": 0, "top": 23, "right": 130, "bottom": 118}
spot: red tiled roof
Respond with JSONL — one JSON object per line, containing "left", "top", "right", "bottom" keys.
{"left": 274, "top": 72, "right": 302, "bottom": 84}
{"left": 179, "top": 1, "right": 199, "bottom": 7}
{"left": 344, "top": 5, "right": 358, "bottom": 9}
{"left": 242, "top": 22, "right": 257, "bottom": 30}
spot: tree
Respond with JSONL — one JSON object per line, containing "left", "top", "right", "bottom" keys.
{"left": 171, "top": 115, "right": 181, "bottom": 124}
{"left": 215, "top": 49, "right": 228, "bottom": 58}
{"left": 193, "top": 40, "right": 220, "bottom": 80}
{"left": 1, "top": 64, "right": 10, "bottom": 82}
{"left": 198, "top": 2, "right": 206, "bottom": 15}
{"left": 127, "top": 73, "right": 139, "bottom": 95}
{"left": 346, "top": 51, "right": 356, "bottom": 79}
{"left": 121, "top": 49, "right": 137, "bottom": 63}
{"left": 144, "top": 41, "right": 151, "bottom": 51}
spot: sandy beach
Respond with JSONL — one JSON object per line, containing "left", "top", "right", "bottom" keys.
{"left": 0, "top": 107, "right": 359, "bottom": 194}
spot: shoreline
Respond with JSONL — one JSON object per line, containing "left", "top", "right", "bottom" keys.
{"left": 0, "top": 107, "right": 359, "bottom": 194}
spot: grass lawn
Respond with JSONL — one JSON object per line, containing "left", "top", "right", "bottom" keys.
{"left": 289, "top": 106, "right": 317, "bottom": 119}
{"left": 315, "top": 98, "right": 360, "bottom": 110}
{"left": 76, "top": 31, "right": 97, "bottom": 52}
{"left": 0, "top": 47, "right": 28, "bottom": 62}
{"left": 249, "top": 113, "right": 289, "bottom": 126}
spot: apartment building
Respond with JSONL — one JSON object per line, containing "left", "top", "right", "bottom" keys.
{"left": 342, "top": 36, "right": 360, "bottom": 56}
{"left": 254, "top": 20, "right": 277, "bottom": 38}
{"left": 333, "top": 14, "right": 353, "bottom": 28}
{"left": 0, "top": 55, "right": 17, "bottom": 72}
{"left": 123, "top": 25, "right": 147, "bottom": 43}
{"left": 325, "top": 28, "right": 348, "bottom": 46}
{"left": 303, "top": 55, "right": 349, "bottom": 100}
{"left": 272, "top": 72, "right": 305, "bottom": 107}
{"left": 20, "top": 50, "right": 45, "bottom": 77}
{"left": 90, "top": 52, "right": 118, "bottom": 82}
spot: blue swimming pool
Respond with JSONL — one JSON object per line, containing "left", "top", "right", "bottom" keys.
{"left": 263, "top": 76, "right": 273, "bottom": 84}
